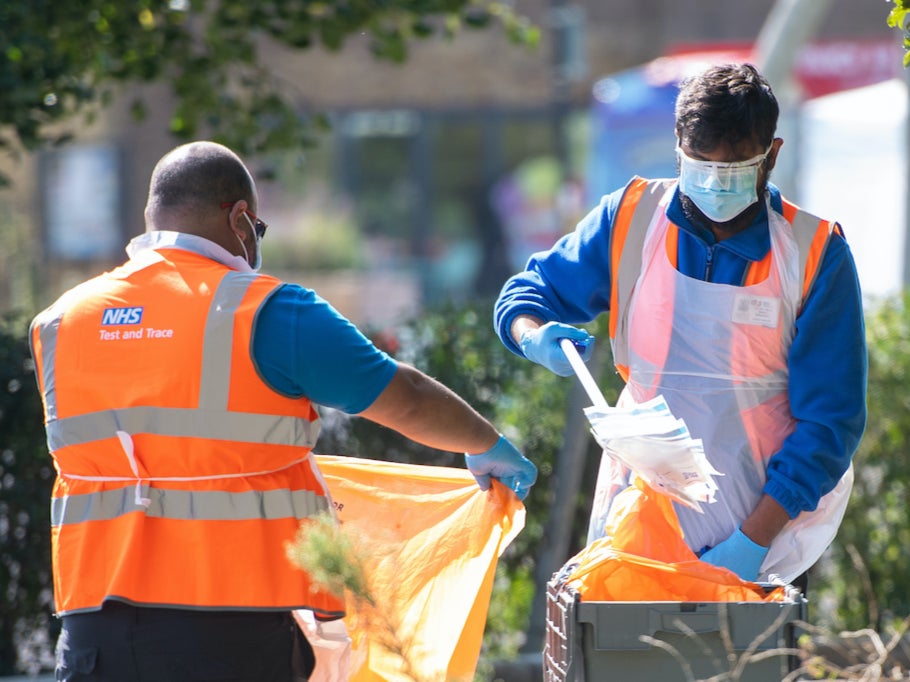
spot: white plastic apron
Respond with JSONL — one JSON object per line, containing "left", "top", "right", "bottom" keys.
{"left": 619, "top": 188, "right": 853, "bottom": 583}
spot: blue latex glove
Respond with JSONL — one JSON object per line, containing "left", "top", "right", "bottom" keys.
{"left": 519, "top": 322, "right": 595, "bottom": 377}
{"left": 699, "top": 527, "right": 769, "bottom": 582}
{"left": 465, "top": 435, "right": 537, "bottom": 501}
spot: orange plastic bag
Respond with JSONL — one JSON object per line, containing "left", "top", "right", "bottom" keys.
{"left": 566, "top": 479, "right": 787, "bottom": 603}
{"left": 309, "top": 455, "right": 525, "bottom": 682}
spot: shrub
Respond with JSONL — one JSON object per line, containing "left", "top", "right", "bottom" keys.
{"left": 813, "top": 292, "right": 910, "bottom": 632}
{"left": 0, "top": 312, "right": 57, "bottom": 675}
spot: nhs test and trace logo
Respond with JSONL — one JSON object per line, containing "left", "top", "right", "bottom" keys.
{"left": 101, "top": 306, "right": 144, "bottom": 325}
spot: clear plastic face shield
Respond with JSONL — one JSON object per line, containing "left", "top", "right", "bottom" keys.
{"left": 676, "top": 145, "right": 772, "bottom": 223}
{"left": 676, "top": 147, "right": 770, "bottom": 191}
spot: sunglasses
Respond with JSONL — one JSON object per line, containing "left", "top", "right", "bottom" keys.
{"left": 221, "top": 201, "right": 268, "bottom": 239}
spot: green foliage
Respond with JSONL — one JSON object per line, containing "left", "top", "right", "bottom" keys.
{"left": 286, "top": 512, "right": 372, "bottom": 606}
{"left": 0, "top": 311, "right": 56, "bottom": 675}
{"left": 483, "top": 562, "right": 536, "bottom": 660}
{"left": 889, "top": 0, "right": 910, "bottom": 66}
{"left": 815, "top": 292, "right": 910, "bottom": 632}
{"left": 0, "top": 0, "right": 539, "bottom": 171}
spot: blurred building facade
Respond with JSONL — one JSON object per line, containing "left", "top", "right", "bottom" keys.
{"left": 0, "top": 0, "right": 894, "bottom": 325}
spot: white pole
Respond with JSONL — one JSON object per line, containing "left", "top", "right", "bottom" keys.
{"left": 559, "top": 338, "right": 610, "bottom": 409}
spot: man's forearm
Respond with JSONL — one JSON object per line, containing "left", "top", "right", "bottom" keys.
{"left": 740, "top": 494, "right": 790, "bottom": 547}
{"left": 357, "top": 363, "right": 499, "bottom": 454}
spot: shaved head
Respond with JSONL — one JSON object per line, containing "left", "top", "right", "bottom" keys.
{"left": 145, "top": 141, "right": 257, "bottom": 233}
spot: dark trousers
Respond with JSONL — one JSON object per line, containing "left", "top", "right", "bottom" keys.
{"left": 55, "top": 601, "right": 315, "bottom": 682}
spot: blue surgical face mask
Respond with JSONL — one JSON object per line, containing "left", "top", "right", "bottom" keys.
{"left": 677, "top": 145, "right": 771, "bottom": 223}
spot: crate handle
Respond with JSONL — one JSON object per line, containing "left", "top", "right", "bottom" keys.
{"left": 652, "top": 609, "right": 720, "bottom": 636}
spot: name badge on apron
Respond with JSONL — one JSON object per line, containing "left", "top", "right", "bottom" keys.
{"left": 732, "top": 294, "right": 780, "bottom": 328}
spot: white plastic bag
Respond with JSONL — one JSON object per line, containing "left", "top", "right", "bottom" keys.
{"left": 585, "top": 395, "right": 722, "bottom": 511}
{"left": 558, "top": 340, "right": 722, "bottom": 543}
{"left": 294, "top": 609, "right": 359, "bottom": 682}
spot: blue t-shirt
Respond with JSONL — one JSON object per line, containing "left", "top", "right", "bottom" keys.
{"left": 252, "top": 283, "right": 397, "bottom": 414}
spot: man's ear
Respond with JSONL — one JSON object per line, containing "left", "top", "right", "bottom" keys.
{"left": 226, "top": 200, "right": 251, "bottom": 241}
{"left": 766, "top": 137, "right": 784, "bottom": 171}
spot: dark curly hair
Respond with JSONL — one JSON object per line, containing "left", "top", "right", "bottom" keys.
{"left": 674, "top": 63, "right": 778, "bottom": 154}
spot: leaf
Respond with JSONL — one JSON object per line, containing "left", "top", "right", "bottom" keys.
{"left": 0, "top": 0, "right": 540, "bottom": 169}
{"left": 888, "top": 2, "right": 910, "bottom": 65}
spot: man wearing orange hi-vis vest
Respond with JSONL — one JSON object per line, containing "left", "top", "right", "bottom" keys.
{"left": 30, "top": 141, "right": 537, "bottom": 681}
{"left": 495, "top": 63, "right": 866, "bottom": 593}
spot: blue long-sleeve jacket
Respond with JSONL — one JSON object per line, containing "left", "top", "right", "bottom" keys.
{"left": 494, "top": 181, "right": 867, "bottom": 519}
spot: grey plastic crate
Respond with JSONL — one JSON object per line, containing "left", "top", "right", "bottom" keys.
{"left": 544, "top": 577, "right": 806, "bottom": 681}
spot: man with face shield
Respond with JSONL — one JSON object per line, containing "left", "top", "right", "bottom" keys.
{"left": 494, "top": 63, "right": 866, "bottom": 591}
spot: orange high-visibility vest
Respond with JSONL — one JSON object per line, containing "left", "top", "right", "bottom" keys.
{"left": 30, "top": 246, "right": 345, "bottom": 618}
{"left": 608, "top": 177, "right": 842, "bottom": 381}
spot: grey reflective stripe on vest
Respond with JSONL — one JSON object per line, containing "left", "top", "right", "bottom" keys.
{"left": 45, "top": 407, "right": 317, "bottom": 451}
{"left": 611, "top": 179, "right": 674, "bottom": 371}
{"left": 52, "top": 485, "right": 330, "bottom": 526}
{"left": 611, "top": 179, "right": 831, "bottom": 369}
{"left": 32, "top": 295, "right": 74, "bottom": 424}
{"left": 789, "top": 208, "right": 834, "bottom": 306}
{"left": 199, "top": 270, "right": 258, "bottom": 411}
